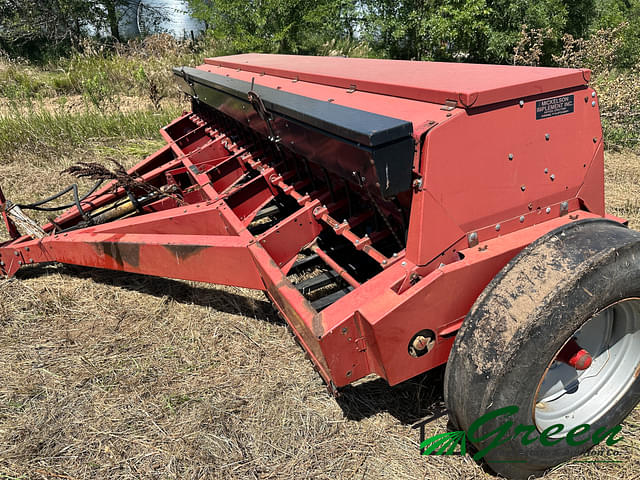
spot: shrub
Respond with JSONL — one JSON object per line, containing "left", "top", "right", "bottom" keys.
{"left": 554, "top": 23, "right": 640, "bottom": 151}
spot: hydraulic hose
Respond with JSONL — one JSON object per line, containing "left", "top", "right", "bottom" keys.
{"left": 16, "top": 180, "right": 104, "bottom": 212}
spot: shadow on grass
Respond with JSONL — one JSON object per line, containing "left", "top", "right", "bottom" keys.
{"left": 15, "top": 263, "right": 280, "bottom": 324}
{"left": 15, "top": 262, "right": 449, "bottom": 429}
{"left": 336, "top": 366, "right": 448, "bottom": 426}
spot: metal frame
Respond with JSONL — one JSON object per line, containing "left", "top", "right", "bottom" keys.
{"left": 0, "top": 55, "right": 621, "bottom": 395}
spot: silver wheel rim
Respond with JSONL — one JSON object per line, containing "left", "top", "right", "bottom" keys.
{"left": 534, "top": 298, "right": 640, "bottom": 436}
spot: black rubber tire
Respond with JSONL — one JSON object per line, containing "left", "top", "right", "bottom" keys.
{"left": 444, "top": 219, "right": 640, "bottom": 479}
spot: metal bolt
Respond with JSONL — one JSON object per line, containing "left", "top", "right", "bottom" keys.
{"left": 519, "top": 216, "right": 525, "bottom": 223}
{"left": 382, "top": 260, "right": 387, "bottom": 265}
{"left": 545, "top": 133, "right": 550, "bottom": 141}
{"left": 25, "top": 247, "right": 29, "bottom": 252}
{"left": 544, "top": 168, "right": 549, "bottom": 174}
{"left": 0, "top": 261, "right": 4, "bottom": 266}
{"left": 550, "top": 174, "right": 556, "bottom": 181}
{"left": 468, "top": 232, "right": 478, "bottom": 247}
{"left": 521, "top": 185, "right": 526, "bottom": 192}
{"left": 29, "top": 258, "right": 34, "bottom": 263}
{"left": 14, "top": 251, "right": 19, "bottom": 256}
{"left": 495, "top": 224, "right": 501, "bottom": 231}
{"left": 355, "top": 239, "right": 359, "bottom": 244}
{"left": 592, "top": 92, "right": 596, "bottom": 98}
{"left": 18, "top": 261, "right": 22, "bottom": 265}
{"left": 392, "top": 253, "right": 398, "bottom": 258}
{"left": 401, "top": 261, "right": 407, "bottom": 267}
{"left": 592, "top": 101, "right": 596, "bottom": 107}
{"left": 508, "top": 153, "right": 514, "bottom": 160}
{"left": 519, "top": 100, "right": 525, "bottom": 107}
{"left": 546, "top": 207, "right": 551, "bottom": 214}
{"left": 593, "top": 137, "right": 597, "bottom": 143}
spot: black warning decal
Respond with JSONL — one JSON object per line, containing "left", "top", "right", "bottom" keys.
{"left": 536, "top": 95, "right": 575, "bottom": 120}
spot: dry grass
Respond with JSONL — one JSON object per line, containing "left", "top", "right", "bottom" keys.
{"left": 605, "top": 151, "right": 640, "bottom": 230}
{"left": 0, "top": 95, "right": 165, "bottom": 117}
{"left": 1, "top": 101, "right": 640, "bottom": 479}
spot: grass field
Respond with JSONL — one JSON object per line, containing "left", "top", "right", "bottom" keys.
{"left": 1, "top": 55, "right": 640, "bottom": 479}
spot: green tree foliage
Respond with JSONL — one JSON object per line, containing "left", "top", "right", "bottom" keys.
{"left": 358, "top": 0, "right": 578, "bottom": 62}
{"left": 485, "top": 0, "right": 568, "bottom": 62}
{"left": 591, "top": 0, "right": 640, "bottom": 66}
{"left": 0, "top": 1, "right": 142, "bottom": 59}
{"left": 185, "top": 0, "right": 618, "bottom": 64}
{"left": 1, "top": 0, "right": 638, "bottom": 70}
{"left": 359, "top": 0, "right": 489, "bottom": 60}
{"left": 187, "top": 0, "right": 359, "bottom": 54}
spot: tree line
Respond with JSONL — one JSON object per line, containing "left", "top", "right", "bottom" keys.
{"left": 1, "top": 0, "right": 638, "bottom": 68}
{"left": 0, "top": 1, "right": 164, "bottom": 58}
{"left": 188, "top": 0, "right": 639, "bottom": 68}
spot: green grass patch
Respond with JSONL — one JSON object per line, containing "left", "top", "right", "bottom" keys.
{"left": 93, "top": 138, "right": 167, "bottom": 158}
{"left": 0, "top": 107, "right": 180, "bottom": 158}
{"left": 603, "top": 122, "right": 640, "bottom": 151}
{"left": 0, "top": 40, "right": 208, "bottom": 101}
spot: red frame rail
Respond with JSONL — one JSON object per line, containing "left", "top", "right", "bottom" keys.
{"left": 0, "top": 55, "right": 620, "bottom": 394}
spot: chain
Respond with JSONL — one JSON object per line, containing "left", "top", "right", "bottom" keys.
{"left": 367, "top": 190, "right": 404, "bottom": 250}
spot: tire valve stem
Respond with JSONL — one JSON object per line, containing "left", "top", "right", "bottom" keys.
{"left": 557, "top": 338, "right": 593, "bottom": 370}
